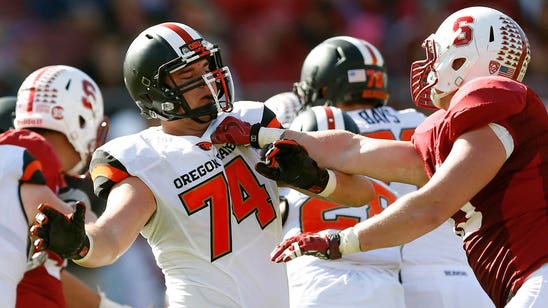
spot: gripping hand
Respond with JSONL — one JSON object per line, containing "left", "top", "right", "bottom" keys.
{"left": 256, "top": 139, "right": 329, "bottom": 194}
{"left": 270, "top": 232, "right": 341, "bottom": 263}
{"left": 211, "top": 116, "right": 262, "bottom": 147}
{"left": 30, "top": 201, "right": 90, "bottom": 260}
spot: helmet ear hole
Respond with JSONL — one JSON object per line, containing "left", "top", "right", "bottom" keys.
{"left": 319, "top": 86, "right": 328, "bottom": 99}
{"left": 79, "top": 116, "right": 86, "bottom": 129}
{"left": 451, "top": 58, "right": 466, "bottom": 70}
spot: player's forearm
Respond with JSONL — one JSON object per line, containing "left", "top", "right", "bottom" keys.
{"left": 74, "top": 222, "right": 126, "bottom": 267}
{"left": 352, "top": 189, "right": 448, "bottom": 252}
{"left": 326, "top": 171, "right": 376, "bottom": 206}
{"left": 282, "top": 129, "right": 360, "bottom": 171}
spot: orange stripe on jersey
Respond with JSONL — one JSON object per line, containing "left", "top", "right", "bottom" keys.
{"left": 265, "top": 117, "right": 282, "bottom": 128}
{"left": 91, "top": 164, "right": 129, "bottom": 183}
{"left": 21, "top": 160, "right": 43, "bottom": 181}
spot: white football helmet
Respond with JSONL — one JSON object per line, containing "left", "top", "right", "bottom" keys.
{"left": 264, "top": 92, "right": 303, "bottom": 128}
{"left": 14, "top": 65, "right": 107, "bottom": 175}
{"left": 410, "top": 6, "right": 531, "bottom": 108}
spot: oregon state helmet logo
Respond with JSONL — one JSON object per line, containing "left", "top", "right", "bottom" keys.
{"left": 196, "top": 141, "right": 212, "bottom": 151}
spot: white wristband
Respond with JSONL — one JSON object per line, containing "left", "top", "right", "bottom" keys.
{"left": 338, "top": 227, "right": 361, "bottom": 255}
{"left": 318, "top": 169, "right": 336, "bottom": 197}
{"left": 258, "top": 127, "right": 285, "bottom": 148}
{"left": 73, "top": 233, "right": 93, "bottom": 265}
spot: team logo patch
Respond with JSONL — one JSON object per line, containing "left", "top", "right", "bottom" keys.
{"left": 51, "top": 106, "right": 64, "bottom": 120}
{"left": 488, "top": 60, "right": 500, "bottom": 74}
{"left": 196, "top": 141, "right": 212, "bottom": 151}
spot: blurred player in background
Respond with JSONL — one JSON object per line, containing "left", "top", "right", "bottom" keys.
{"left": 274, "top": 102, "right": 406, "bottom": 307}
{"left": 0, "top": 65, "right": 127, "bottom": 307}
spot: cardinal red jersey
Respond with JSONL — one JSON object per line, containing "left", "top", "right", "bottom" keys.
{"left": 412, "top": 76, "right": 548, "bottom": 307}
{"left": 0, "top": 129, "right": 63, "bottom": 192}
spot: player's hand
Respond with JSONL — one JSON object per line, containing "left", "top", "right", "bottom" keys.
{"left": 30, "top": 201, "right": 90, "bottom": 260}
{"left": 256, "top": 139, "right": 329, "bottom": 194}
{"left": 270, "top": 232, "right": 342, "bottom": 263}
{"left": 211, "top": 116, "right": 262, "bottom": 147}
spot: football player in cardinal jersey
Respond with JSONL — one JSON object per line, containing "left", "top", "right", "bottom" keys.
{"left": 29, "top": 22, "right": 373, "bottom": 307}
{"left": 291, "top": 36, "right": 493, "bottom": 307}
{"left": 0, "top": 66, "right": 127, "bottom": 307}
{"left": 211, "top": 7, "right": 548, "bottom": 308}
{"left": 279, "top": 105, "right": 406, "bottom": 308}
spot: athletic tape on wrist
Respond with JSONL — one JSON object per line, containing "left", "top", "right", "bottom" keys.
{"left": 338, "top": 227, "right": 361, "bottom": 255}
{"left": 73, "top": 233, "right": 93, "bottom": 265}
{"left": 318, "top": 169, "right": 336, "bottom": 197}
{"left": 258, "top": 127, "right": 285, "bottom": 148}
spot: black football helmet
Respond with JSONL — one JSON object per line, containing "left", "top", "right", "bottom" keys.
{"left": 290, "top": 105, "right": 359, "bottom": 134}
{"left": 294, "top": 36, "right": 389, "bottom": 108}
{"left": 123, "top": 22, "right": 234, "bottom": 122}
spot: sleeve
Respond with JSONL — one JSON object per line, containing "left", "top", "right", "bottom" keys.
{"left": 20, "top": 149, "right": 47, "bottom": 185}
{"left": 261, "top": 105, "right": 284, "bottom": 129}
{"left": 446, "top": 77, "right": 527, "bottom": 141}
{"left": 89, "top": 149, "right": 131, "bottom": 200}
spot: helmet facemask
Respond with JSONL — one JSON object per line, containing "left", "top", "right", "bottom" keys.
{"left": 293, "top": 79, "right": 319, "bottom": 108}
{"left": 153, "top": 41, "right": 234, "bottom": 123}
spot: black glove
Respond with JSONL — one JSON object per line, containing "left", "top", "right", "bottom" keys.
{"left": 255, "top": 139, "right": 329, "bottom": 193}
{"left": 30, "top": 201, "right": 90, "bottom": 260}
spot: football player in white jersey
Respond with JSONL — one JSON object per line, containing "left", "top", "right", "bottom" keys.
{"left": 29, "top": 23, "right": 374, "bottom": 308}
{"left": 290, "top": 36, "right": 493, "bottom": 308}
{"left": 0, "top": 144, "right": 75, "bottom": 307}
{"left": 278, "top": 104, "right": 405, "bottom": 308}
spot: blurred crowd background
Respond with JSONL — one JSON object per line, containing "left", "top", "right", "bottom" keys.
{"left": 1, "top": 0, "right": 546, "bottom": 307}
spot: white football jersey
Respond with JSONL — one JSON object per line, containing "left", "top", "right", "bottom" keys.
{"left": 91, "top": 101, "right": 289, "bottom": 308}
{"left": 346, "top": 105, "right": 469, "bottom": 266}
{"left": 282, "top": 178, "right": 402, "bottom": 269}
{"left": 0, "top": 144, "right": 44, "bottom": 306}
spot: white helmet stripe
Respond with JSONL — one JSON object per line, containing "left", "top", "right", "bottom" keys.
{"left": 154, "top": 23, "right": 203, "bottom": 57}
{"left": 313, "top": 106, "right": 346, "bottom": 131}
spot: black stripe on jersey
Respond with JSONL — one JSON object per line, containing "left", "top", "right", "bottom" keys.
{"left": 90, "top": 149, "right": 130, "bottom": 200}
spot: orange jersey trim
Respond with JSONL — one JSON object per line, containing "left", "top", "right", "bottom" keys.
{"left": 91, "top": 164, "right": 129, "bottom": 183}
{"left": 21, "top": 160, "right": 43, "bottom": 182}
{"left": 265, "top": 117, "right": 282, "bottom": 128}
